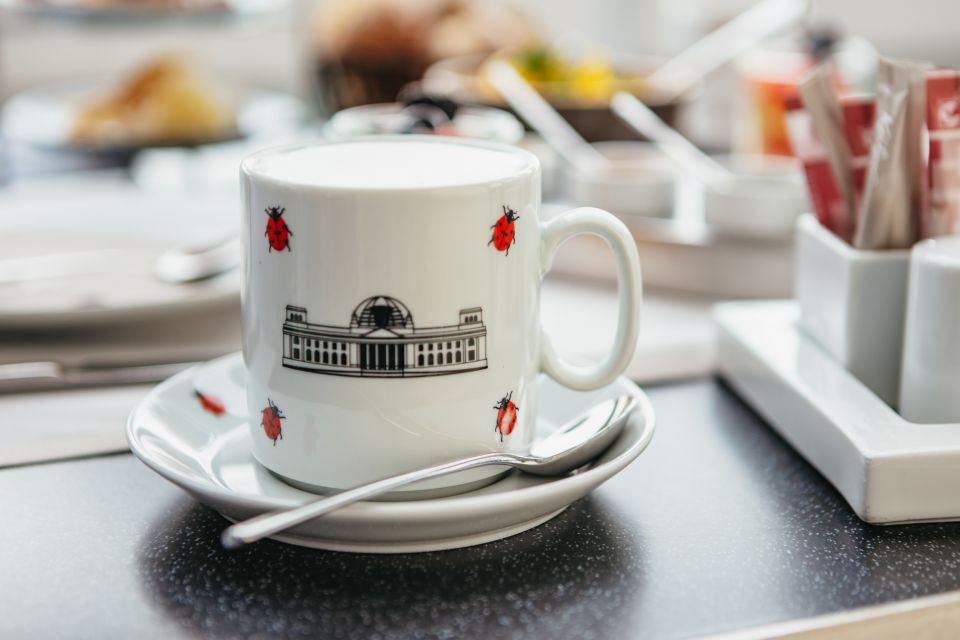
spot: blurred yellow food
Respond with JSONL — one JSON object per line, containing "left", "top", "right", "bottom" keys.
{"left": 508, "top": 44, "right": 646, "bottom": 105}
{"left": 569, "top": 55, "right": 617, "bottom": 102}
{"left": 71, "top": 56, "right": 235, "bottom": 146}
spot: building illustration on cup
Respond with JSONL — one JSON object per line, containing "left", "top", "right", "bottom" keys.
{"left": 281, "top": 296, "right": 488, "bottom": 377}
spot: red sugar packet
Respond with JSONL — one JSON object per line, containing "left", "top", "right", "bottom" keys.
{"left": 784, "top": 94, "right": 852, "bottom": 241}
{"left": 924, "top": 70, "right": 960, "bottom": 238}
{"left": 839, "top": 95, "right": 875, "bottom": 210}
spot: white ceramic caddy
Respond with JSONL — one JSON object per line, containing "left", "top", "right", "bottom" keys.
{"left": 716, "top": 301, "right": 960, "bottom": 524}
{"left": 795, "top": 215, "right": 910, "bottom": 406}
{"left": 126, "top": 353, "right": 656, "bottom": 553}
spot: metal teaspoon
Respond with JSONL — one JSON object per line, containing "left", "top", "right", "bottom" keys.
{"left": 221, "top": 394, "right": 638, "bottom": 549}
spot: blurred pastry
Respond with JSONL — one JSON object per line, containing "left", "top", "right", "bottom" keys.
{"left": 71, "top": 56, "right": 235, "bottom": 146}
{"left": 312, "top": 0, "right": 538, "bottom": 115}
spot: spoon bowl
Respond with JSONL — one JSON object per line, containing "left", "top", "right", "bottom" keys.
{"left": 523, "top": 394, "right": 638, "bottom": 475}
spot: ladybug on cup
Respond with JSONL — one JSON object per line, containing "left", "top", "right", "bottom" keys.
{"left": 261, "top": 398, "right": 285, "bottom": 445}
{"left": 488, "top": 205, "right": 519, "bottom": 256}
{"left": 265, "top": 206, "right": 293, "bottom": 252}
{"left": 493, "top": 391, "right": 519, "bottom": 442}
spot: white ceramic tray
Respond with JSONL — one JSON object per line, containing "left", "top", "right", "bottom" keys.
{"left": 715, "top": 300, "right": 960, "bottom": 525}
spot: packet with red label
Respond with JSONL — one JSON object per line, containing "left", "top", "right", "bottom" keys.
{"left": 784, "top": 94, "right": 852, "bottom": 241}
{"left": 839, "top": 95, "right": 875, "bottom": 210}
{"left": 800, "top": 63, "right": 858, "bottom": 236}
{"left": 924, "top": 70, "right": 960, "bottom": 238}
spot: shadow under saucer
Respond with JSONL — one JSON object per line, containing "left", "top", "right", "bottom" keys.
{"left": 137, "top": 496, "right": 647, "bottom": 639}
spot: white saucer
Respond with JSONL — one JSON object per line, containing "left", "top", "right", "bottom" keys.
{"left": 127, "top": 353, "right": 655, "bottom": 553}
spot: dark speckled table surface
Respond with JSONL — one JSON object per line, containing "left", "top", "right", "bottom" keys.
{"left": 5, "top": 378, "right": 960, "bottom": 639}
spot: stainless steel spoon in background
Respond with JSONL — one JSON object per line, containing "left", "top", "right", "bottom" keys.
{"left": 0, "top": 235, "right": 240, "bottom": 287}
{"left": 153, "top": 235, "right": 241, "bottom": 284}
{"left": 221, "top": 394, "right": 639, "bottom": 549}
{"left": 611, "top": 91, "right": 734, "bottom": 187}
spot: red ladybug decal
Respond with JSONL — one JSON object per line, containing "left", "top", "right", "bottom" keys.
{"left": 194, "top": 389, "right": 225, "bottom": 416}
{"left": 260, "top": 398, "right": 285, "bottom": 445}
{"left": 493, "top": 391, "right": 519, "bottom": 442}
{"left": 265, "top": 206, "right": 293, "bottom": 252}
{"left": 488, "top": 206, "right": 519, "bottom": 256}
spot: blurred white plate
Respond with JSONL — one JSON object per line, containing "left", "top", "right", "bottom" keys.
{"left": 0, "top": 180, "right": 240, "bottom": 329}
{"left": 1, "top": 81, "right": 304, "bottom": 153}
{"left": 324, "top": 102, "right": 525, "bottom": 144}
{"left": 0, "top": 0, "right": 286, "bottom": 20}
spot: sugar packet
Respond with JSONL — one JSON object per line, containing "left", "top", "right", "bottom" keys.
{"left": 784, "top": 94, "right": 852, "bottom": 241}
{"left": 924, "top": 70, "right": 960, "bottom": 238}
{"left": 799, "top": 63, "right": 858, "bottom": 230}
{"left": 854, "top": 57, "right": 930, "bottom": 250}
{"left": 839, "top": 95, "right": 875, "bottom": 210}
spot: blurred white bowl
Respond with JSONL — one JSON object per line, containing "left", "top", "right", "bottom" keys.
{"left": 703, "top": 154, "right": 809, "bottom": 239}
{"left": 517, "top": 134, "right": 559, "bottom": 199}
{"left": 323, "top": 102, "right": 524, "bottom": 145}
{"left": 567, "top": 141, "right": 676, "bottom": 218}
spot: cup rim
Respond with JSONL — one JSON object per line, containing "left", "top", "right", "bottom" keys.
{"left": 240, "top": 134, "right": 541, "bottom": 194}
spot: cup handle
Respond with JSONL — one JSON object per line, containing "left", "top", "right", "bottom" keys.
{"left": 539, "top": 207, "right": 642, "bottom": 391}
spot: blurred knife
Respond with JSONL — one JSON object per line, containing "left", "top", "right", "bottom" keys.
{"left": 646, "top": 0, "right": 810, "bottom": 101}
{"left": 0, "top": 360, "right": 196, "bottom": 394}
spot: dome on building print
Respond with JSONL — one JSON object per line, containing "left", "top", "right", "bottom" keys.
{"left": 350, "top": 296, "right": 413, "bottom": 329}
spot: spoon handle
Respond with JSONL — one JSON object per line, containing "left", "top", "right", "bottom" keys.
{"left": 611, "top": 92, "right": 732, "bottom": 187}
{"left": 221, "top": 451, "right": 522, "bottom": 549}
{"left": 646, "top": 0, "right": 808, "bottom": 100}
{"left": 485, "top": 60, "right": 608, "bottom": 171}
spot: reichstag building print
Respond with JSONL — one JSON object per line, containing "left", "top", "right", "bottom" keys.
{"left": 282, "top": 296, "right": 488, "bottom": 378}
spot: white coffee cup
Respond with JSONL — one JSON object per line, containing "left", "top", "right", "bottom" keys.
{"left": 240, "top": 136, "right": 642, "bottom": 496}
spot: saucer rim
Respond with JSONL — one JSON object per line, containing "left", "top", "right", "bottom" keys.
{"left": 126, "top": 352, "right": 656, "bottom": 516}
{"left": 222, "top": 507, "right": 567, "bottom": 553}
